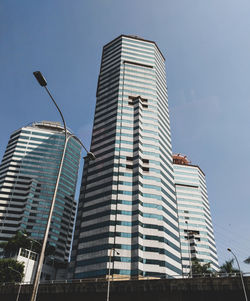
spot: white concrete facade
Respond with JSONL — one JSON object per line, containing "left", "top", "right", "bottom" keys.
{"left": 71, "top": 35, "right": 182, "bottom": 279}
{"left": 16, "top": 248, "right": 38, "bottom": 283}
{"left": 173, "top": 155, "right": 219, "bottom": 273}
{"left": 15, "top": 247, "right": 66, "bottom": 283}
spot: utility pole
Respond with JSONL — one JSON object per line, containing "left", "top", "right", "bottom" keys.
{"left": 185, "top": 221, "right": 192, "bottom": 278}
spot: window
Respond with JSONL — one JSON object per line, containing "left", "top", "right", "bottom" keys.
{"left": 126, "top": 165, "right": 133, "bottom": 169}
{"left": 20, "top": 248, "right": 29, "bottom": 258}
{"left": 30, "top": 252, "right": 38, "bottom": 261}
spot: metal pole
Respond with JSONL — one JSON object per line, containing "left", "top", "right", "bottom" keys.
{"left": 16, "top": 277, "right": 22, "bottom": 301}
{"left": 106, "top": 248, "right": 120, "bottom": 301}
{"left": 66, "top": 133, "right": 95, "bottom": 159}
{"left": 106, "top": 248, "right": 113, "bottom": 301}
{"left": 228, "top": 248, "right": 248, "bottom": 301}
{"left": 8, "top": 267, "right": 22, "bottom": 301}
{"left": 185, "top": 221, "right": 192, "bottom": 278}
{"left": 27, "top": 237, "right": 42, "bottom": 284}
{"left": 30, "top": 86, "right": 68, "bottom": 301}
{"left": 31, "top": 74, "right": 95, "bottom": 301}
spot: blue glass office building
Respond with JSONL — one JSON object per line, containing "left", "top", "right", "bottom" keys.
{"left": 71, "top": 35, "right": 182, "bottom": 278}
{"left": 0, "top": 121, "right": 81, "bottom": 262}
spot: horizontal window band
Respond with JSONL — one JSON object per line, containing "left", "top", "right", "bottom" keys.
{"left": 123, "top": 60, "right": 153, "bottom": 69}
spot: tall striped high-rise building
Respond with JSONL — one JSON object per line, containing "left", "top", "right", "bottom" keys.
{"left": 173, "top": 154, "right": 219, "bottom": 273}
{"left": 71, "top": 35, "right": 182, "bottom": 279}
{"left": 0, "top": 121, "right": 81, "bottom": 262}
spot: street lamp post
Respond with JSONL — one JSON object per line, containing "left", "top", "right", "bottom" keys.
{"left": 106, "top": 248, "right": 120, "bottom": 301}
{"left": 227, "top": 248, "right": 248, "bottom": 301}
{"left": 8, "top": 266, "right": 23, "bottom": 301}
{"left": 33, "top": 71, "right": 95, "bottom": 160}
{"left": 31, "top": 71, "right": 95, "bottom": 301}
{"left": 185, "top": 221, "right": 192, "bottom": 278}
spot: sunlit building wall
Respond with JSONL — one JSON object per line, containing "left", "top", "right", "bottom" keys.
{"left": 71, "top": 35, "right": 182, "bottom": 279}
{"left": 173, "top": 154, "right": 219, "bottom": 273}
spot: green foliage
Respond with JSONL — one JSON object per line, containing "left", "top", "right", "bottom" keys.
{"left": 2, "top": 231, "right": 31, "bottom": 257}
{"left": 191, "top": 259, "right": 212, "bottom": 276}
{"left": 0, "top": 242, "right": 7, "bottom": 249}
{"left": 0, "top": 258, "right": 24, "bottom": 283}
{"left": 244, "top": 257, "right": 250, "bottom": 264}
{"left": 220, "top": 259, "right": 239, "bottom": 273}
{"left": 1, "top": 231, "right": 55, "bottom": 258}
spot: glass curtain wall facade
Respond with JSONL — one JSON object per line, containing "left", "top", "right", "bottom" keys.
{"left": 72, "top": 35, "right": 182, "bottom": 279}
{"left": 0, "top": 121, "right": 81, "bottom": 262}
{"left": 173, "top": 154, "right": 219, "bottom": 273}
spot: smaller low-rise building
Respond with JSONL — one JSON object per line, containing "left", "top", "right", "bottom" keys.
{"left": 11, "top": 247, "right": 68, "bottom": 283}
{"left": 16, "top": 247, "right": 38, "bottom": 283}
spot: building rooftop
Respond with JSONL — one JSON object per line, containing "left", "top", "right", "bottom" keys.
{"left": 172, "top": 154, "right": 205, "bottom": 176}
{"left": 103, "top": 34, "right": 165, "bottom": 60}
{"left": 31, "top": 121, "right": 73, "bottom": 134}
{"left": 173, "top": 154, "right": 190, "bottom": 165}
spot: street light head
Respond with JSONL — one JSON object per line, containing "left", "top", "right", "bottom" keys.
{"left": 86, "top": 152, "right": 96, "bottom": 161}
{"left": 227, "top": 248, "right": 232, "bottom": 252}
{"left": 33, "top": 71, "right": 47, "bottom": 87}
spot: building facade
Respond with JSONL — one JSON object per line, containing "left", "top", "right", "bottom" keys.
{"left": 173, "top": 154, "right": 219, "bottom": 273}
{"left": 71, "top": 35, "right": 182, "bottom": 279}
{"left": 0, "top": 121, "right": 81, "bottom": 262}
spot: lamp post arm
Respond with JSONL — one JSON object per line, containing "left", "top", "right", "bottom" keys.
{"left": 44, "top": 86, "right": 67, "bottom": 134}
{"left": 68, "top": 134, "right": 89, "bottom": 156}
{"left": 228, "top": 249, "right": 248, "bottom": 301}
{"left": 44, "top": 86, "right": 95, "bottom": 160}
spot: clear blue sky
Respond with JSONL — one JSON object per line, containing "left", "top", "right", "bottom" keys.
{"left": 1, "top": 0, "right": 250, "bottom": 271}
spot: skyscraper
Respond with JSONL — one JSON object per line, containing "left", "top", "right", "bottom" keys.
{"left": 0, "top": 121, "right": 81, "bottom": 262}
{"left": 173, "top": 154, "right": 219, "bottom": 273}
{"left": 71, "top": 35, "right": 182, "bottom": 279}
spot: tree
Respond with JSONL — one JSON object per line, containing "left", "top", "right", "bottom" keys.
{"left": 1, "top": 231, "right": 55, "bottom": 258}
{"left": 220, "top": 259, "right": 239, "bottom": 273}
{"left": 0, "top": 258, "right": 24, "bottom": 283}
{"left": 191, "top": 259, "right": 212, "bottom": 276}
{"left": 1, "top": 231, "right": 31, "bottom": 257}
{"left": 244, "top": 257, "right": 250, "bottom": 264}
